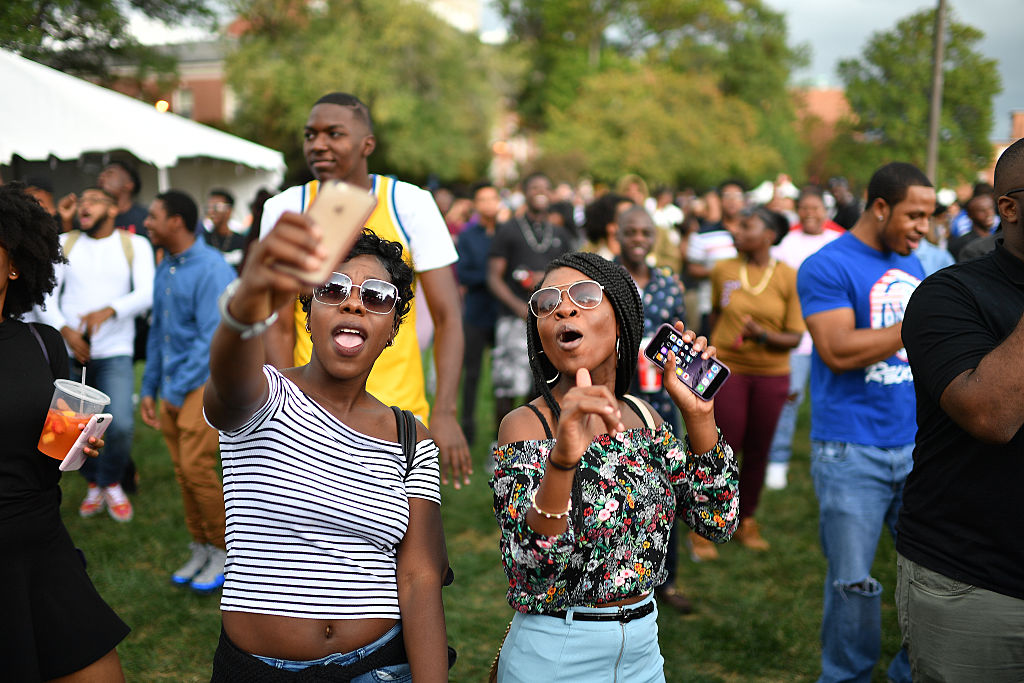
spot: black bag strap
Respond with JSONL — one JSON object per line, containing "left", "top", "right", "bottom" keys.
{"left": 26, "top": 322, "right": 51, "bottom": 371}
{"left": 390, "top": 405, "right": 417, "bottom": 476}
{"left": 391, "top": 406, "right": 456, "bottom": 590}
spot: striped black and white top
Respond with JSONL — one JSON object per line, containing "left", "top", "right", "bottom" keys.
{"left": 216, "top": 365, "right": 441, "bottom": 620}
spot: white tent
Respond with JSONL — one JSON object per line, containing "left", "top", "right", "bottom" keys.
{"left": 0, "top": 48, "right": 284, "bottom": 221}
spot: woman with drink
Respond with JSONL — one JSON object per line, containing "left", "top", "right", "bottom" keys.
{"left": 489, "top": 251, "right": 739, "bottom": 681}
{"left": 205, "top": 218, "right": 449, "bottom": 681}
{"left": 0, "top": 183, "right": 128, "bottom": 681}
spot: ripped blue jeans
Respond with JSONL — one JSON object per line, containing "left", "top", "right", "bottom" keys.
{"left": 810, "top": 441, "right": 913, "bottom": 683}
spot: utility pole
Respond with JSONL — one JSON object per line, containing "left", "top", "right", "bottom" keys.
{"left": 926, "top": 0, "right": 947, "bottom": 183}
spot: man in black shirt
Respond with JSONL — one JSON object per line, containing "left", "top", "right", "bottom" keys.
{"left": 898, "top": 138, "right": 1024, "bottom": 680}
{"left": 487, "top": 172, "right": 573, "bottom": 425}
{"left": 201, "top": 189, "right": 247, "bottom": 272}
{"left": 99, "top": 160, "right": 149, "bottom": 239}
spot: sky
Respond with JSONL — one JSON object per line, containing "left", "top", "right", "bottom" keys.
{"left": 770, "top": 0, "right": 1019, "bottom": 140}
{"left": 132, "top": 0, "right": 1019, "bottom": 140}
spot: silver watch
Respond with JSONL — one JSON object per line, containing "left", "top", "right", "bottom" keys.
{"left": 217, "top": 279, "right": 279, "bottom": 340}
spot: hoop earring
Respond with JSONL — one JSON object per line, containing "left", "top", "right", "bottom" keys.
{"left": 545, "top": 368, "right": 561, "bottom": 386}
{"left": 616, "top": 337, "right": 621, "bottom": 357}
{"left": 305, "top": 321, "right": 311, "bottom": 333}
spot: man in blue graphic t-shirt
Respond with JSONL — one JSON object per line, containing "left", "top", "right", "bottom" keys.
{"left": 798, "top": 162, "right": 934, "bottom": 683}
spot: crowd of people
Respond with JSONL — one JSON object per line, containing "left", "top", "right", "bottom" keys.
{"left": 1, "top": 88, "right": 1022, "bottom": 682}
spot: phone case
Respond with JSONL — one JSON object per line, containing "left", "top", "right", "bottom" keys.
{"left": 59, "top": 413, "right": 112, "bottom": 472}
{"left": 274, "top": 180, "right": 378, "bottom": 285}
{"left": 643, "top": 324, "right": 730, "bottom": 401}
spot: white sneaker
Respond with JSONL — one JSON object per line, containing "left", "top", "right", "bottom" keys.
{"left": 191, "top": 545, "right": 226, "bottom": 594}
{"left": 765, "top": 463, "right": 789, "bottom": 491}
{"left": 171, "top": 542, "right": 210, "bottom": 585}
{"left": 79, "top": 484, "right": 105, "bottom": 517}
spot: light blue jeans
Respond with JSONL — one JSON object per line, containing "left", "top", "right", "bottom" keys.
{"left": 71, "top": 355, "right": 134, "bottom": 488}
{"left": 498, "top": 593, "right": 664, "bottom": 682}
{"left": 810, "top": 441, "right": 913, "bottom": 683}
{"left": 253, "top": 623, "right": 410, "bottom": 681}
{"left": 768, "top": 351, "right": 811, "bottom": 465}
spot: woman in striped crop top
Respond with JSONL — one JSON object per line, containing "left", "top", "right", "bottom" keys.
{"left": 205, "top": 222, "right": 449, "bottom": 682}
{"left": 489, "top": 252, "right": 739, "bottom": 682}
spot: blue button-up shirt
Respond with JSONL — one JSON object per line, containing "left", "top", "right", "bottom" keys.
{"left": 141, "top": 236, "right": 235, "bottom": 407}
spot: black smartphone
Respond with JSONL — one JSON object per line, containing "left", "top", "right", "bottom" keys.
{"left": 643, "top": 323, "right": 730, "bottom": 401}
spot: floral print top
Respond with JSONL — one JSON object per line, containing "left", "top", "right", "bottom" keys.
{"left": 490, "top": 425, "right": 739, "bottom": 614}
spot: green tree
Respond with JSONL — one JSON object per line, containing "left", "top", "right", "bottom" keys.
{"left": 828, "top": 8, "right": 1001, "bottom": 186}
{"left": 497, "top": 0, "right": 808, "bottom": 179}
{"left": 0, "top": 0, "right": 215, "bottom": 80}
{"left": 538, "top": 66, "right": 782, "bottom": 188}
{"left": 225, "top": 0, "right": 504, "bottom": 185}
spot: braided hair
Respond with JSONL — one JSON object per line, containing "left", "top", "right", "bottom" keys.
{"left": 527, "top": 251, "right": 644, "bottom": 421}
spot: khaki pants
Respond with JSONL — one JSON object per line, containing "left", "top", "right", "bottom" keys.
{"left": 897, "top": 553, "right": 1024, "bottom": 682}
{"left": 160, "top": 384, "right": 226, "bottom": 549}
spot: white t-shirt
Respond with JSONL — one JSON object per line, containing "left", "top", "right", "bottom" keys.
{"left": 38, "top": 231, "right": 154, "bottom": 359}
{"left": 686, "top": 229, "right": 737, "bottom": 316}
{"left": 259, "top": 176, "right": 457, "bottom": 273}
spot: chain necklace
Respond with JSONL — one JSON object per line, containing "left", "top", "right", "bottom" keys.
{"left": 739, "top": 257, "right": 777, "bottom": 296}
{"left": 207, "top": 229, "right": 233, "bottom": 252}
{"left": 516, "top": 216, "right": 554, "bottom": 253}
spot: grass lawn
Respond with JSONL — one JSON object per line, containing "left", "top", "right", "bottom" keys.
{"left": 59, "top": 364, "right": 906, "bottom": 681}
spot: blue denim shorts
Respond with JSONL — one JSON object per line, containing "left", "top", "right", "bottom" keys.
{"left": 497, "top": 593, "right": 665, "bottom": 682}
{"left": 253, "top": 623, "right": 410, "bottom": 682}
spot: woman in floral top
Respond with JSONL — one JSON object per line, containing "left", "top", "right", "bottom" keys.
{"left": 489, "top": 251, "right": 739, "bottom": 682}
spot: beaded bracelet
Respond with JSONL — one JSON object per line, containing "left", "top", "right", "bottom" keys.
{"left": 529, "top": 489, "right": 572, "bottom": 520}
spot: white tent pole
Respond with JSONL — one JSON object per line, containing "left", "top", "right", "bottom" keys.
{"left": 157, "top": 166, "right": 170, "bottom": 192}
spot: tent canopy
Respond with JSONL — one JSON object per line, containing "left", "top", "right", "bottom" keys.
{"left": 0, "top": 49, "right": 283, "bottom": 174}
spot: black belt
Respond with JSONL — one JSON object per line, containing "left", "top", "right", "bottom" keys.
{"left": 545, "top": 600, "right": 655, "bottom": 624}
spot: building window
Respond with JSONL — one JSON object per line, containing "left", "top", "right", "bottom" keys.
{"left": 174, "top": 88, "right": 195, "bottom": 119}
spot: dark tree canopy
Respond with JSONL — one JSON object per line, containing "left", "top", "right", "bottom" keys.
{"left": 224, "top": 0, "right": 504, "bottom": 185}
{"left": 0, "top": 0, "right": 216, "bottom": 80}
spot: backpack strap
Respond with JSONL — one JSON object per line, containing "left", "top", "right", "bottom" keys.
{"left": 63, "top": 229, "right": 82, "bottom": 256}
{"left": 622, "top": 394, "right": 656, "bottom": 431}
{"left": 61, "top": 228, "right": 135, "bottom": 289}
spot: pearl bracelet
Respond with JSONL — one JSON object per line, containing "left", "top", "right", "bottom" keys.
{"left": 530, "top": 489, "right": 572, "bottom": 520}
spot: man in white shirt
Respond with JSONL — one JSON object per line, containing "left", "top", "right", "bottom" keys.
{"left": 39, "top": 187, "right": 154, "bottom": 521}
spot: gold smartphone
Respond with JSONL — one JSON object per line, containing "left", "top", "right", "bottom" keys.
{"left": 275, "top": 180, "right": 378, "bottom": 285}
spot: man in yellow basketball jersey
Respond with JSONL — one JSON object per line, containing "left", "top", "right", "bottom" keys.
{"left": 259, "top": 92, "right": 471, "bottom": 487}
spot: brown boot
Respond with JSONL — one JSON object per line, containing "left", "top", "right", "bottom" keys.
{"left": 735, "top": 517, "right": 770, "bottom": 551}
{"left": 655, "top": 586, "right": 693, "bottom": 614}
{"left": 688, "top": 531, "right": 719, "bottom": 562}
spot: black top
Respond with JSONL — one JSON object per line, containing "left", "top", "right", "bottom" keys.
{"left": 115, "top": 202, "right": 150, "bottom": 240}
{"left": 0, "top": 319, "right": 69, "bottom": 531}
{"left": 898, "top": 241, "right": 1024, "bottom": 599}
{"left": 489, "top": 215, "right": 573, "bottom": 316}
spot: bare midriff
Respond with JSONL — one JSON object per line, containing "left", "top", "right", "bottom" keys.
{"left": 223, "top": 611, "right": 399, "bottom": 661}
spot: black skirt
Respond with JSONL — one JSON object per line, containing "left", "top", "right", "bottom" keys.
{"left": 0, "top": 511, "right": 130, "bottom": 681}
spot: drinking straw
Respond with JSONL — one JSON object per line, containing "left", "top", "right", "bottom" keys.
{"left": 79, "top": 366, "right": 87, "bottom": 413}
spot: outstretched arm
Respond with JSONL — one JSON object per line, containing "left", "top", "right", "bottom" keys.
{"left": 204, "top": 212, "right": 325, "bottom": 431}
